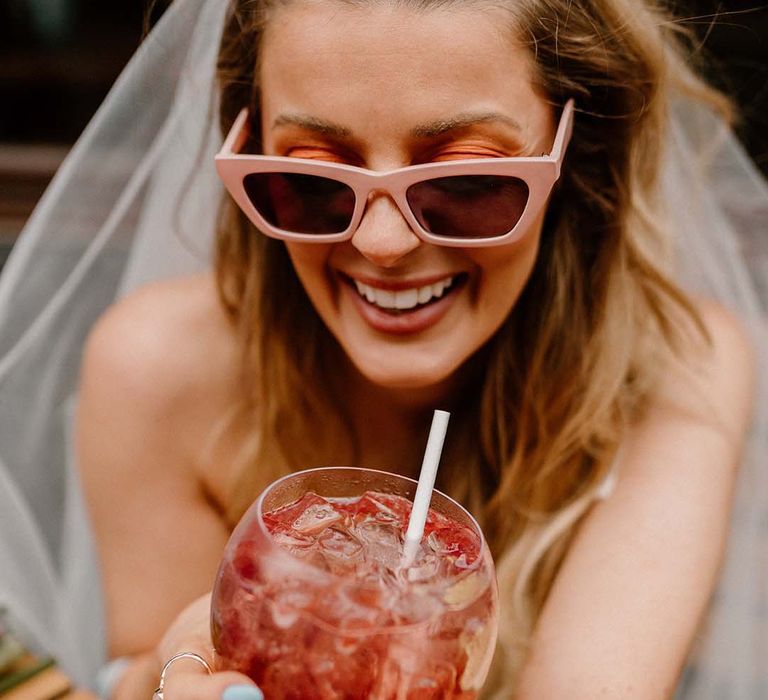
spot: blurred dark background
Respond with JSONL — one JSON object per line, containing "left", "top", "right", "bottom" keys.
{"left": 0, "top": 0, "right": 766, "bottom": 266}
{"left": 0, "top": 0, "right": 172, "bottom": 265}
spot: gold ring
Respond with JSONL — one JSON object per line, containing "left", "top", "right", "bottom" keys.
{"left": 151, "top": 651, "right": 213, "bottom": 699}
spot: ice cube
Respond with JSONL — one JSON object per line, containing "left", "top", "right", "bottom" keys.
{"left": 426, "top": 530, "right": 457, "bottom": 556}
{"left": 355, "top": 519, "right": 403, "bottom": 571}
{"left": 268, "top": 587, "right": 312, "bottom": 630}
{"left": 291, "top": 500, "right": 343, "bottom": 535}
{"left": 270, "top": 530, "right": 316, "bottom": 557}
{"left": 315, "top": 586, "right": 389, "bottom": 631}
{"left": 452, "top": 553, "right": 472, "bottom": 570}
{"left": 427, "top": 524, "right": 480, "bottom": 565}
{"left": 390, "top": 588, "right": 443, "bottom": 625}
{"left": 338, "top": 593, "right": 388, "bottom": 629}
{"left": 404, "top": 550, "right": 440, "bottom": 583}
{"left": 355, "top": 491, "right": 409, "bottom": 524}
{"left": 318, "top": 526, "right": 363, "bottom": 557}
{"left": 266, "top": 492, "right": 323, "bottom": 524}
{"left": 355, "top": 559, "right": 401, "bottom": 589}
{"left": 316, "top": 526, "right": 364, "bottom": 574}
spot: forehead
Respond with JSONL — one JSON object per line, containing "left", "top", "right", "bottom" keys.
{"left": 261, "top": 0, "right": 516, "bottom": 61}
{"left": 258, "top": 1, "right": 552, "bottom": 144}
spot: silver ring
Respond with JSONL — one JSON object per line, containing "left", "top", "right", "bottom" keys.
{"left": 152, "top": 651, "right": 213, "bottom": 699}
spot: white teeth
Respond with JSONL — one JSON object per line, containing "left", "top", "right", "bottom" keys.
{"left": 417, "top": 285, "right": 433, "bottom": 304}
{"left": 353, "top": 276, "right": 455, "bottom": 311}
{"left": 378, "top": 289, "right": 397, "bottom": 307}
{"left": 395, "top": 289, "right": 419, "bottom": 310}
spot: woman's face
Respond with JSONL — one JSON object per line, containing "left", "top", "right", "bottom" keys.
{"left": 259, "top": 1, "right": 555, "bottom": 397}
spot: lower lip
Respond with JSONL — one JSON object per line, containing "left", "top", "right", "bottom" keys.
{"left": 342, "top": 280, "right": 462, "bottom": 335}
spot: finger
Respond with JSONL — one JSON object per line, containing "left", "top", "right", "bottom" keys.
{"left": 162, "top": 669, "right": 263, "bottom": 700}
{"left": 156, "top": 593, "right": 213, "bottom": 661}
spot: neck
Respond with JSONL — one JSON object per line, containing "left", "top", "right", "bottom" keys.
{"left": 330, "top": 356, "right": 478, "bottom": 479}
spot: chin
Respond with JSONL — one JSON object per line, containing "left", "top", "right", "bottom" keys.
{"left": 348, "top": 351, "right": 465, "bottom": 394}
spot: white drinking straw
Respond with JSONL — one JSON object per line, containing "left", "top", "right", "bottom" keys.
{"left": 402, "top": 409, "right": 450, "bottom": 567}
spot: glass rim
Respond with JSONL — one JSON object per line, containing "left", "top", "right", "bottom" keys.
{"left": 254, "top": 465, "right": 488, "bottom": 554}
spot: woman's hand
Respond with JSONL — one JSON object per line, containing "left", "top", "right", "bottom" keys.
{"left": 117, "top": 593, "right": 263, "bottom": 700}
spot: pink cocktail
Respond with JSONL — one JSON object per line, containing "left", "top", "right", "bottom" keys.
{"left": 211, "top": 467, "right": 499, "bottom": 699}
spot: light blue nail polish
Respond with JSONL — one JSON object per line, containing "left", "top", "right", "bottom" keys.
{"left": 221, "top": 684, "right": 264, "bottom": 700}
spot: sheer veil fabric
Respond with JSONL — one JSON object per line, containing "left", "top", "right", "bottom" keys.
{"left": 0, "top": 0, "right": 224, "bottom": 684}
{"left": 0, "top": 0, "right": 764, "bottom": 694}
{"left": 665, "top": 103, "right": 768, "bottom": 699}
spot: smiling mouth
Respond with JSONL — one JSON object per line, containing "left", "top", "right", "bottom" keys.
{"left": 345, "top": 274, "right": 467, "bottom": 315}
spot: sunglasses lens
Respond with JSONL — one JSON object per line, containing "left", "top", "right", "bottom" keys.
{"left": 406, "top": 175, "right": 529, "bottom": 239}
{"left": 243, "top": 172, "right": 355, "bottom": 234}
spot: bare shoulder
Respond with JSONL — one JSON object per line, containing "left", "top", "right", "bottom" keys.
{"left": 78, "top": 273, "right": 241, "bottom": 471}
{"left": 82, "top": 272, "right": 237, "bottom": 373}
{"left": 692, "top": 297, "right": 755, "bottom": 384}
{"left": 81, "top": 273, "right": 238, "bottom": 407}
{"left": 614, "top": 297, "right": 757, "bottom": 495}
{"left": 655, "top": 297, "right": 756, "bottom": 450}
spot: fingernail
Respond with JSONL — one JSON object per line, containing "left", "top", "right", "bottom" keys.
{"left": 221, "top": 684, "right": 264, "bottom": 700}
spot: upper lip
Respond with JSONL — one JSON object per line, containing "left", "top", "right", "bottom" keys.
{"left": 338, "top": 271, "right": 464, "bottom": 291}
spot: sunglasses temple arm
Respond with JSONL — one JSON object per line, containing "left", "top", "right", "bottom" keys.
{"left": 220, "top": 107, "right": 251, "bottom": 156}
{"left": 550, "top": 99, "right": 575, "bottom": 176}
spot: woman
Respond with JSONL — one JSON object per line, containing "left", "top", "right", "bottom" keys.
{"left": 2, "top": 0, "right": 763, "bottom": 698}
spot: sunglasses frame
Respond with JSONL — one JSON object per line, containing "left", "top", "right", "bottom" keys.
{"left": 215, "top": 99, "right": 574, "bottom": 247}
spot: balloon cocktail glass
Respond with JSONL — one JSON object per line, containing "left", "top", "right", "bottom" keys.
{"left": 211, "top": 465, "right": 499, "bottom": 699}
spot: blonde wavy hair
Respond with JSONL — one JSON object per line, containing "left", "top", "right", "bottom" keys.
{"left": 212, "top": 0, "right": 731, "bottom": 692}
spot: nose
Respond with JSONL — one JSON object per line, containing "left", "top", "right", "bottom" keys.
{"left": 350, "top": 193, "right": 421, "bottom": 268}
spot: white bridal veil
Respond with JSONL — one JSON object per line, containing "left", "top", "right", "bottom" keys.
{"left": 0, "top": 0, "right": 224, "bottom": 684}
{"left": 0, "top": 0, "right": 765, "bottom": 695}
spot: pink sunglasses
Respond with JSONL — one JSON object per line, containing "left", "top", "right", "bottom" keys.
{"left": 215, "top": 99, "right": 574, "bottom": 247}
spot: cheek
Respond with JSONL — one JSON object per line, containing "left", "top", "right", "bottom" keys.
{"left": 471, "top": 226, "right": 542, "bottom": 317}
{"left": 284, "top": 243, "right": 335, "bottom": 306}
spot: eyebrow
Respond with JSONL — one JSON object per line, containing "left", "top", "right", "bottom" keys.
{"left": 410, "top": 112, "right": 522, "bottom": 138}
{"left": 271, "top": 111, "right": 522, "bottom": 140}
{"left": 272, "top": 114, "right": 352, "bottom": 138}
